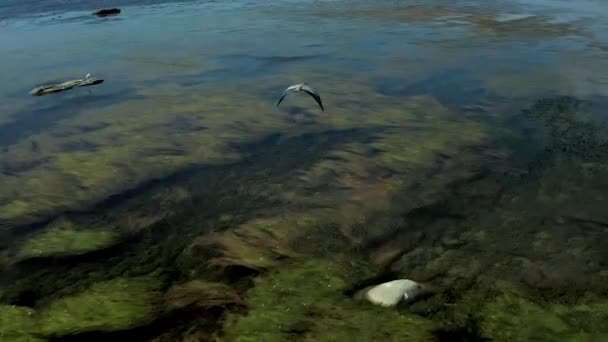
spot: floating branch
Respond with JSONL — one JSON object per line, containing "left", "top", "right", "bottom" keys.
{"left": 93, "top": 8, "right": 121, "bottom": 17}
{"left": 29, "top": 74, "right": 104, "bottom": 96}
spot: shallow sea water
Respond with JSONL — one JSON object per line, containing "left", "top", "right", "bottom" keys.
{"left": 1, "top": 0, "right": 608, "bottom": 340}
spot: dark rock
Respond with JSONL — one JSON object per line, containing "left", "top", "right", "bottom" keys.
{"left": 94, "top": 8, "right": 121, "bottom": 17}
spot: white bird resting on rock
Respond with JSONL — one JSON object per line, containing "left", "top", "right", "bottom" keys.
{"left": 276, "top": 83, "right": 324, "bottom": 111}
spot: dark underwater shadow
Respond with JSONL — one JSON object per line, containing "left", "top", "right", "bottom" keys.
{"left": 433, "top": 316, "right": 493, "bottom": 342}
{"left": 86, "top": 126, "right": 389, "bottom": 216}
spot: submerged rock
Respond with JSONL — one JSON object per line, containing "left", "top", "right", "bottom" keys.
{"left": 0, "top": 305, "right": 41, "bottom": 342}
{"left": 364, "top": 279, "right": 428, "bottom": 307}
{"left": 37, "top": 276, "right": 161, "bottom": 338}
{"left": 15, "top": 218, "right": 119, "bottom": 260}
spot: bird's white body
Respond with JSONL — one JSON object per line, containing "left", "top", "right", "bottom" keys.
{"left": 287, "top": 83, "right": 306, "bottom": 92}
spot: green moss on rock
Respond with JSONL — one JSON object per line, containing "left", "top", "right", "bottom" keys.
{"left": 16, "top": 219, "right": 119, "bottom": 259}
{"left": 0, "top": 305, "right": 42, "bottom": 342}
{"left": 472, "top": 282, "right": 608, "bottom": 342}
{"left": 222, "top": 260, "right": 435, "bottom": 341}
{"left": 555, "top": 300, "right": 608, "bottom": 334}
{"left": 37, "top": 276, "right": 162, "bottom": 337}
{"left": 0, "top": 200, "right": 33, "bottom": 222}
{"left": 479, "top": 282, "right": 570, "bottom": 341}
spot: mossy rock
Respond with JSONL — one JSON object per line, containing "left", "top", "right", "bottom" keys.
{"left": 16, "top": 219, "right": 119, "bottom": 260}
{"left": 554, "top": 300, "right": 608, "bottom": 334}
{"left": 477, "top": 282, "right": 608, "bottom": 342}
{"left": 37, "top": 276, "right": 162, "bottom": 338}
{"left": 0, "top": 200, "right": 33, "bottom": 222}
{"left": 0, "top": 305, "right": 42, "bottom": 342}
{"left": 222, "top": 259, "right": 435, "bottom": 341}
{"left": 479, "top": 283, "right": 569, "bottom": 341}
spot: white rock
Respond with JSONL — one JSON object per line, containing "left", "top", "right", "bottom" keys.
{"left": 364, "top": 279, "right": 425, "bottom": 307}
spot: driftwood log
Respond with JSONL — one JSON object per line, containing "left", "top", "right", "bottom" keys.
{"left": 93, "top": 8, "right": 121, "bottom": 17}
{"left": 29, "top": 75, "right": 104, "bottom": 96}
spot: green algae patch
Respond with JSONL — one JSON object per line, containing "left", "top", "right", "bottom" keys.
{"left": 554, "top": 300, "right": 608, "bottom": 334}
{"left": 0, "top": 200, "right": 33, "bottom": 222}
{"left": 0, "top": 305, "right": 42, "bottom": 342}
{"left": 465, "top": 282, "right": 608, "bottom": 342}
{"left": 222, "top": 260, "right": 435, "bottom": 341}
{"left": 479, "top": 282, "right": 570, "bottom": 342}
{"left": 37, "top": 276, "right": 162, "bottom": 338}
{"left": 0, "top": 73, "right": 492, "bottom": 227}
{"left": 16, "top": 219, "right": 119, "bottom": 260}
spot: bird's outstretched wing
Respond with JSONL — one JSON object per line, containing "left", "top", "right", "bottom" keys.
{"left": 301, "top": 84, "right": 324, "bottom": 111}
{"left": 277, "top": 85, "right": 301, "bottom": 107}
{"left": 276, "top": 88, "right": 290, "bottom": 107}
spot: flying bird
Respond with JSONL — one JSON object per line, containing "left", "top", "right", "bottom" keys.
{"left": 277, "top": 83, "right": 324, "bottom": 111}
